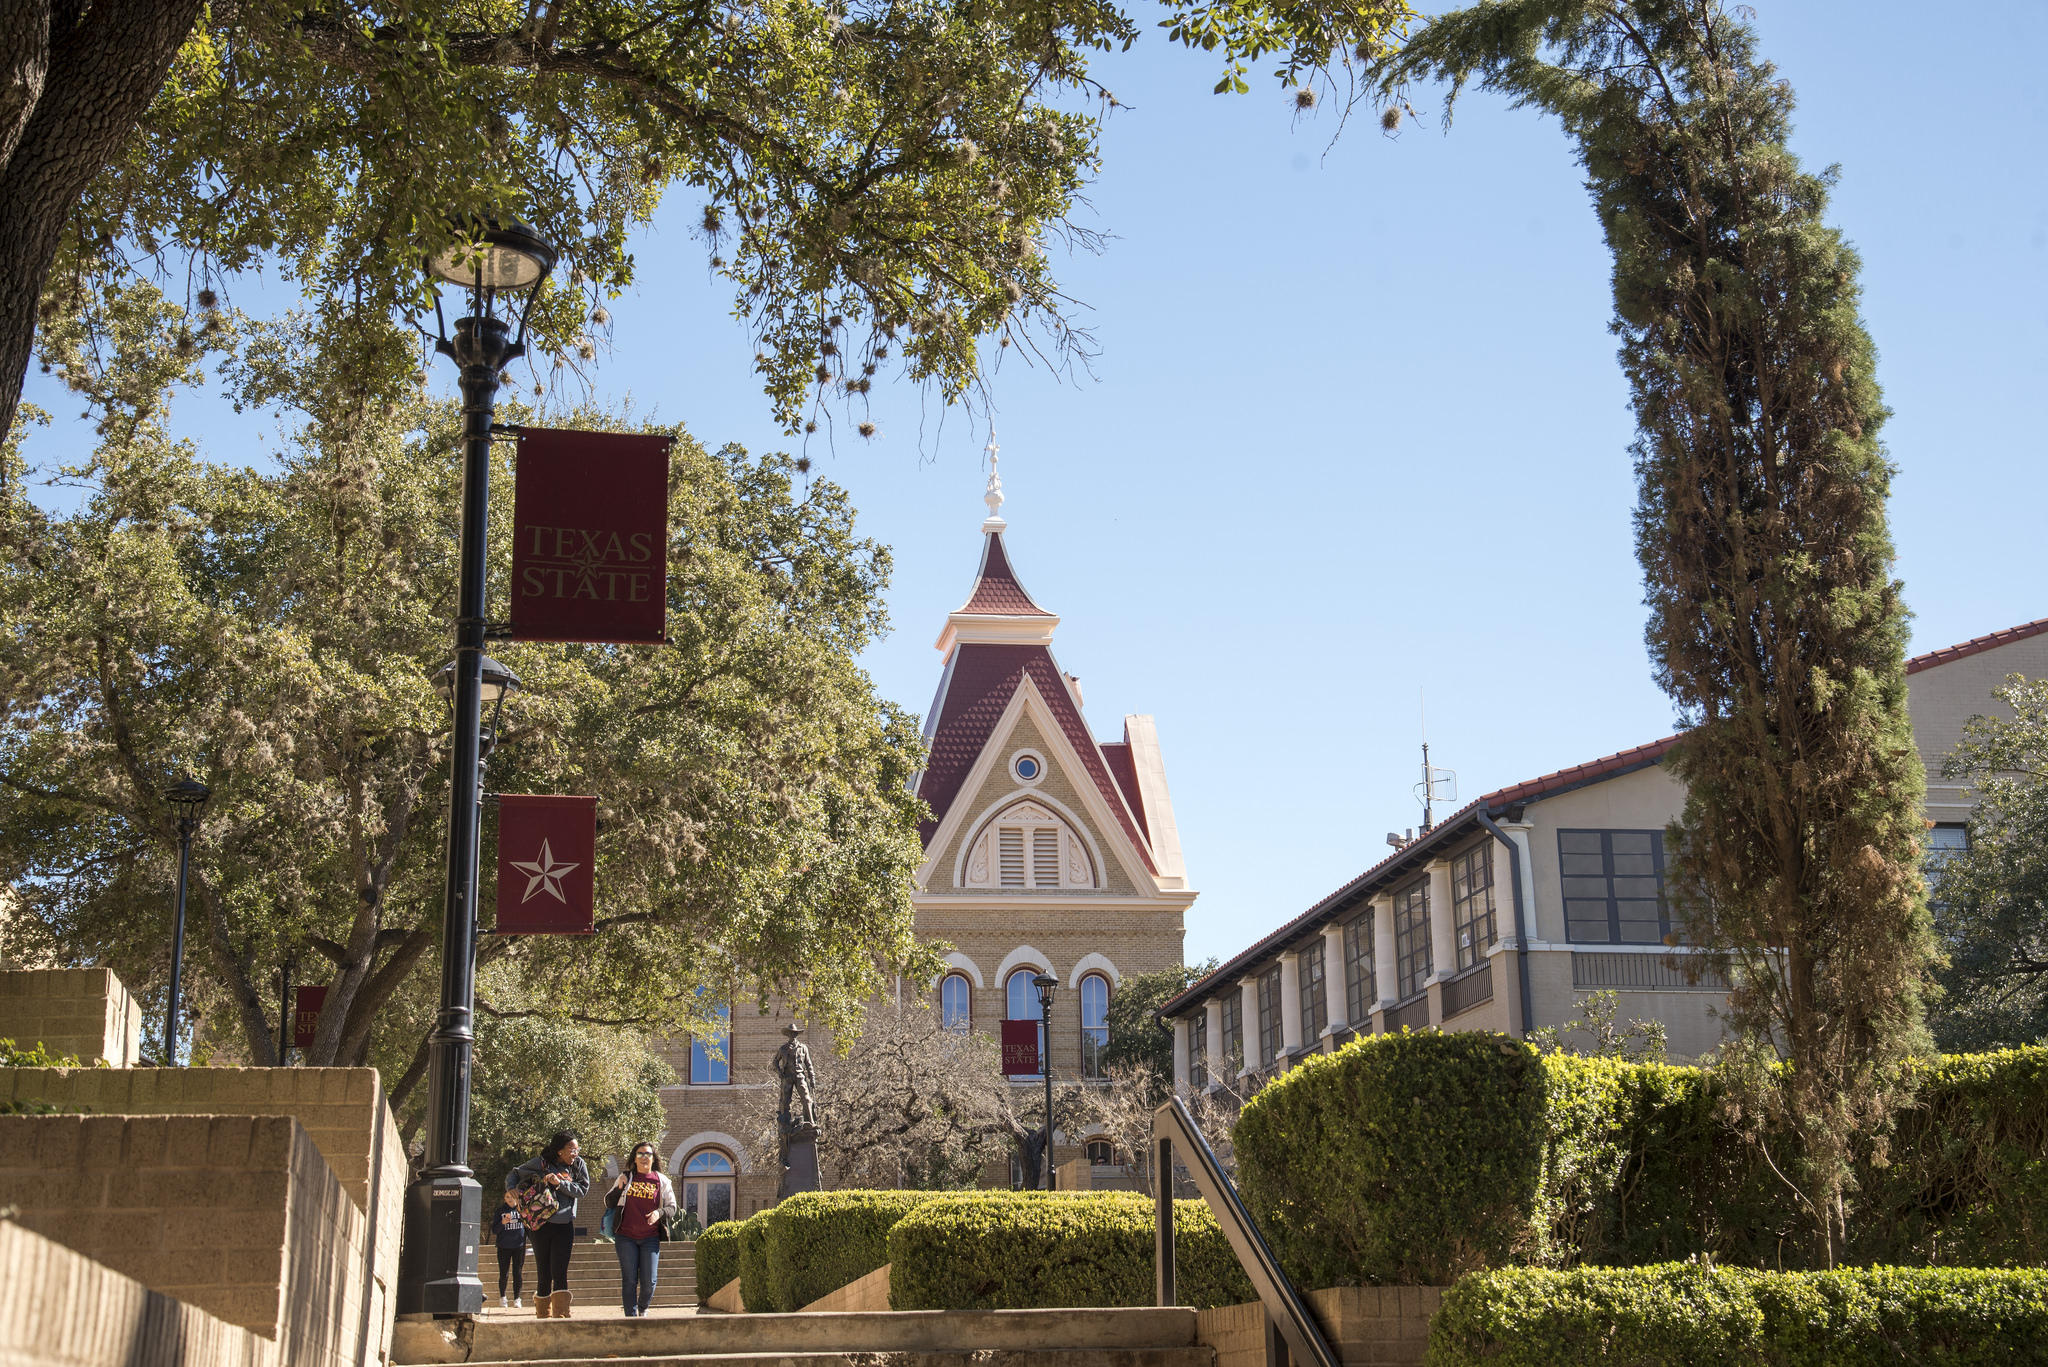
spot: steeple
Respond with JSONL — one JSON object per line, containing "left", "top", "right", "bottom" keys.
{"left": 934, "top": 448, "right": 1057, "bottom": 658}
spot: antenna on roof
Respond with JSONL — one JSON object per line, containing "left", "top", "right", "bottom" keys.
{"left": 1412, "top": 690, "right": 1455, "bottom": 830}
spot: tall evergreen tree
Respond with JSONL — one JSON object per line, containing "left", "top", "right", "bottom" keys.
{"left": 1374, "top": 0, "right": 1933, "bottom": 1262}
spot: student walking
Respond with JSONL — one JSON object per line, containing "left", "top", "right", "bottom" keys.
{"left": 492, "top": 1190, "right": 528, "bottom": 1308}
{"left": 507, "top": 1130, "right": 589, "bottom": 1318}
{"left": 607, "top": 1141, "right": 678, "bottom": 1317}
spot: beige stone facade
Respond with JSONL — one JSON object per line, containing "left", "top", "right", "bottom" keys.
{"left": 0, "top": 966, "right": 140, "bottom": 1065}
{"left": 1163, "top": 616, "right": 2048, "bottom": 1077}
{"left": 646, "top": 487, "right": 1194, "bottom": 1221}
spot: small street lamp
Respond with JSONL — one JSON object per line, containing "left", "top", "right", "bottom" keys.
{"left": 1034, "top": 973, "right": 1058, "bottom": 1191}
{"left": 400, "top": 219, "right": 556, "bottom": 1319}
{"left": 432, "top": 654, "right": 522, "bottom": 761}
{"left": 162, "top": 777, "right": 211, "bottom": 1065}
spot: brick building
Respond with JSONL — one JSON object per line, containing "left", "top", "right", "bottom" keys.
{"left": 1158, "top": 615, "right": 2048, "bottom": 1084}
{"left": 647, "top": 466, "right": 1195, "bottom": 1223}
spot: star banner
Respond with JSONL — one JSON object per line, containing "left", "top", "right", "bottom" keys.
{"left": 495, "top": 794, "right": 598, "bottom": 934}
{"left": 1000, "top": 1019, "right": 1041, "bottom": 1077}
{"left": 510, "top": 427, "right": 671, "bottom": 643}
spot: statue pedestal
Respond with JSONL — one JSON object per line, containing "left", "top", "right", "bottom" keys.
{"left": 778, "top": 1137, "right": 821, "bottom": 1200}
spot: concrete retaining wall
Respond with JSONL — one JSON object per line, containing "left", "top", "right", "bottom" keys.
{"left": 0, "top": 968, "right": 139, "bottom": 1066}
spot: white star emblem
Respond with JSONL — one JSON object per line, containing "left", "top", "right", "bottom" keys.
{"left": 509, "top": 839, "right": 579, "bottom": 904}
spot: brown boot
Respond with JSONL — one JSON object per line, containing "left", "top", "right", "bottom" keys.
{"left": 551, "top": 1289, "right": 573, "bottom": 1319}
{"left": 535, "top": 1294, "right": 552, "bottom": 1318}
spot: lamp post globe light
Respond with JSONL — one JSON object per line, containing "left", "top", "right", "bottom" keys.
{"left": 162, "top": 777, "right": 211, "bottom": 1066}
{"left": 1033, "top": 973, "right": 1058, "bottom": 1191}
{"left": 399, "top": 220, "right": 556, "bottom": 1319}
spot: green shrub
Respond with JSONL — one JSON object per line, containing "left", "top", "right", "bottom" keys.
{"left": 760, "top": 1190, "right": 938, "bottom": 1311}
{"left": 1234, "top": 1031, "right": 1554, "bottom": 1285}
{"left": 695, "top": 1220, "right": 741, "bottom": 1306}
{"left": 887, "top": 1190, "right": 1254, "bottom": 1311}
{"left": 1427, "top": 1264, "right": 2048, "bottom": 1366}
{"left": 737, "top": 1212, "right": 772, "bottom": 1312}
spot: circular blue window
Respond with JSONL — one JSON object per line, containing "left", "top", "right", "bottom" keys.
{"left": 1015, "top": 755, "right": 1040, "bottom": 781}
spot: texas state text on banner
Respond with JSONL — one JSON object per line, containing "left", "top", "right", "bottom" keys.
{"left": 1000, "top": 1020, "right": 1041, "bottom": 1077}
{"left": 292, "top": 985, "right": 327, "bottom": 1050}
{"left": 495, "top": 794, "right": 599, "bottom": 934}
{"left": 511, "top": 427, "right": 671, "bottom": 643}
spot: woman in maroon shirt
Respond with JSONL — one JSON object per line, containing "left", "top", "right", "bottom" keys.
{"left": 607, "top": 1142, "right": 678, "bottom": 1316}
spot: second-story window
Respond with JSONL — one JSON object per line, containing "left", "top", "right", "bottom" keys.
{"left": 1299, "top": 941, "right": 1327, "bottom": 1041}
{"left": 1080, "top": 973, "right": 1110, "bottom": 1079}
{"left": 1394, "top": 879, "right": 1432, "bottom": 1000}
{"left": 690, "top": 999, "right": 732, "bottom": 1085}
{"left": 1256, "top": 966, "right": 1283, "bottom": 1067}
{"left": 1220, "top": 993, "right": 1243, "bottom": 1074}
{"left": 940, "top": 973, "right": 972, "bottom": 1032}
{"left": 1343, "top": 911, "right": 1375, "bottom": 1020}
{"left": 1452, "top": 844, "right": 1498, "bottom": 971}
{"left": 1190, "top": 1011, "right": 1208, "bottom": 1088}
{"left": 1560, "top": 830, "right": 1670, "bottom": 944}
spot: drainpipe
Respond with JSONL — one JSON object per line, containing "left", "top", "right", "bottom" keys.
{"left": 1476, "top": 810, "right": 1535, "bottom": 1037}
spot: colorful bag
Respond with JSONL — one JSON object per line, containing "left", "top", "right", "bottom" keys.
{"left": 512, "top": 1176, "right": 558, "bottom": 1232}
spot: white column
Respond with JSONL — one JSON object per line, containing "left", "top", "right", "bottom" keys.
{"left": 1428, "top": 860, "right": 1457, "bottom": 981}
{"left": 1373, "top": 897, "right": 1399, "bottom": 1006}
{"left": 1500, "top": 819, "right": 1538, "bottom": 942}
{"left": 1172, "top": 1017, "right": 1192, "bottom": 1093}
{"left": 1238, "top": 978, "right": 1260, "bottom": 1073}
{"left": 1321, "top": 924, "right": 1349, "bottom": 1029}
{"left": 1279, "top": 952, "right": 1303, "bottom": 1054}
{"left": 1204, "top": 999, "right": 1225, "bottom": 1083}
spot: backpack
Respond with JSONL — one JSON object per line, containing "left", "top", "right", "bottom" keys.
{"left": 512, "top": 1175, "right": 558, "bottom": 1231}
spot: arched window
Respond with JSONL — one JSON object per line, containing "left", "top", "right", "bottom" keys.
{"left": 1086, "top": 1138, "right": 1116, "bottom": 1166}
{"left": 940, "top": 973, "right": 972, "bottom": 1032}
{"left": 1080, "top": 973, "right": 1110, "bottom": 1079}
{"left": 962, "top": 802, "right": 1095, "bottom": 890}
{"left": 681, "top": 1147, "right": 736, "bottom": 1228}
{"left": 1006, "top": 967, "right": 1045, "bottom": 1077}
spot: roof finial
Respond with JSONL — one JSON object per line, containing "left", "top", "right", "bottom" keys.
{"left": 982, "top": 426, "right": 1005, "bottom": 530}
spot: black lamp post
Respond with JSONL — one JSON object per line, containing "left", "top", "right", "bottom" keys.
{"left": 162, "top": 777, "right": 211, "bottom": 1065}
{"left": 1034, "top": 973, "right": 1058, "bottom": 1191}
{"left": 399, "top": 220, "right": 556, "bottom": 1319}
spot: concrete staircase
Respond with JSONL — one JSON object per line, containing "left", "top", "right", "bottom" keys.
{"left": 393, "top": 1306, "right": 1212, "bottom": 1367}
{"left": 543, "top": 1239, "right": 695, "bottom": 1314}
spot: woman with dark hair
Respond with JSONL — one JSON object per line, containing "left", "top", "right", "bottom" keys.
{"left": 607, "top": 1141, "right": 677, "bottom": 1317}
{"left": 506, "top": 1130, "right": 589, "bottom": 1318}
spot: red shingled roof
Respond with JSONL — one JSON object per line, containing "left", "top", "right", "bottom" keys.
{"left": 1906, "top": 616, "right": 2048, "bottom": 675}
{"left": 916, "top": 643, "right": 1155, "bottom": 872}
{"left": 1481, "top": 735, "right": 1680, "bottom": 809}
{"left": 958, "top": 532, "right": 1053, "bottom": 617}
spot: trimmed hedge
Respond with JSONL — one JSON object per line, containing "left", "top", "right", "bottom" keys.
{"left": 887, "top": 1190, "right": 1254, "bottom": 1311}
{"left": 737, "top": 1211, "right": 772, "bottom": 1313}
{"left": 694, "top": 1220, "right": 740, "bottom": 1306}
{"left": 1427, "top": 1264, "right": 2048, "bottom": 1366}
{"left": 760, "top": 1190, "right": 939, "bottom": 1311}
{"left": 1235, "top": 1033, "right": 2048, "bottom": 1283}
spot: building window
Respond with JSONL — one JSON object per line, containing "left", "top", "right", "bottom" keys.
{"left": 680, "top": 1147, "right": 736, "bottom": 1227}
{"left": 1080, "top": 973, "right": 1110, "bottom": 1079}
{"left": 1452, "top": 844, "right": 1498, "bottom": 971}
{"left": 690, "top": 999, "right": 732, "bottom": 1085}
{"left": 1925, "top": 824, "right": 1969, "bottom": 871}
{"left": 940, "top": 973, "right": 972, "bottom": 1032}
{"left": 1006, "top": 967, "right": 1045, "bottom": 1077}
{"left": 1343, "top": 911, "right": 1375, "bottom": 1020}
{"left": 1299, "top": 942, "right": 1327, "bottom": 1041}
{"left": 1560, "top": 830, "right": 1671, "bottom": 944}
{"left": 1086, "top": 1138, "right": 1117, "bottom": 1165}
{"left": 1394, "top": 880, "right": 1432, "bottom": 1000}
{"left": 1189, "top": 1012, "right": 1208, "bottom": 1089}
{"left": 1012, "top": 750, "right": 1045, "bottom": 783}
{"left": 1220, "top": 993, "right": 1243, "bottom": 1074}
{"left": 1255, "top": 967, "right": 1283, "bottom": 1068}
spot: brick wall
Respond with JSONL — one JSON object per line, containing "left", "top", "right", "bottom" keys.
{"left": 0, "top": 1113, "right": 372, "bottom": 1367}
{"left": 0, "top": 967, "right": 140, "bottom": 1066}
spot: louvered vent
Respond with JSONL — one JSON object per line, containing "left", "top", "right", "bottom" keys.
{"left": 1032, "top": 827, "right": 1061, "bottom": 887}
{"left": 999, "top": 828, "right": 1026, "bottom": 886}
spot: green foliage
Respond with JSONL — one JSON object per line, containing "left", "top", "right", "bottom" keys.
{"left": 1102, "top": 959, "right": 1217, "bottom": 1082}
{"left": 886, "top": 1190, "right": 1253, "bottom": 1311}
{"left": 1372, "top": 0, "right": 1934, "bottom": 1263}
{"left": 738, "top": 1211, "right": 774, "bottom": 1313}
{"left": 1235, "top": 1031, "right": 1553, "bottom": 1286}
{"left": 1427, "top": 1264, "right": 2048, "bottom": 1367}
{"left": 1528, "top": 991, "right": 1667, "bottom": 1064}
{"left": 1930, "top": 675, "right": 2048, "bottom": 1050}
{"left": 0, "top": 1039, "right": 80, "bottom": 1068}
{"left": 696, "top": 1220, "right": 742, "bottom": 1306}
{"left": 1234, "top": 1032, "right": 2048, "bottom": 1283}
{"left": 761, "top": 1189, "right": 939, "bottom": 1311}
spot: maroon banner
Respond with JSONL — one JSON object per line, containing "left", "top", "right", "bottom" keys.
{"left": 511, "top": 427, "right": 670, "bottom": 643}
{"left": 495, "top": 794, "right": 598, "bottom": 934}
{"left": 292, "top": 986, "right": 327, "bottom": 1051}
{"left": 1000, "top": 1020, "right": 1041, "bottom": 1077}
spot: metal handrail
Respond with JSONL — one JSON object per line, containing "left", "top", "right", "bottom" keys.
{"left": 1153, "top": 1097, "right": 1340, "bottom": 1367}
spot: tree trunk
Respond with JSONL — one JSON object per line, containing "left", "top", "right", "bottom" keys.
{"left": 0, "top": 0, "right": 205, "bottom": 450}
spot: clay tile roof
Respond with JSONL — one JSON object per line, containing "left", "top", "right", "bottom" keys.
{"left": 1479, "top": 735, "right": 1681, "bottom": 809}
{"left": 1906, "top": 616, "right": 2048, "bottom": 675}
{"left": 958, "top": 532, "right": 1053, "bottom": 617}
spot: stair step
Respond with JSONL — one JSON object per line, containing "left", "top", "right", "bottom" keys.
{"left": 461, "top": 1349, "right": 1214, "bottom": 1367}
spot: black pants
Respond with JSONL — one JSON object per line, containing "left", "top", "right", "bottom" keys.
{"left": 497, "top": 1244, "right": 526, "bottom": 1298}
{"left": 532, "top": 1222, "right": 575, "bottom": 1297}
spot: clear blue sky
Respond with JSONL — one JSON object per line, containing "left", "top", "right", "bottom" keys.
{"left": 19, "top": 1, "right": 2048, "bottom": 970}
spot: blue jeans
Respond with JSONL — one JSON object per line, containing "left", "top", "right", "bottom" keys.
{"left": 616, "top": 1235, "right": 661, "bottom": 1314}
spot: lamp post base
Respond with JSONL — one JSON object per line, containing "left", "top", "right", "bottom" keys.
{"left": 397, "top": 1173, "right": 484, "bottom": 1316}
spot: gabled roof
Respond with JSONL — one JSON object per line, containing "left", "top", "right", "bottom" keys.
{"left": 958, "top": 531, "right": 1053, "bottom": 617}
{"left": 1907, "top": 616, "right": 2048, "bottom": 675}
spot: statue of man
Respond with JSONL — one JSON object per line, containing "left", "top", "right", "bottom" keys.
{"left": 773, "top": 1024, "right": 822, "bottom": 1198}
